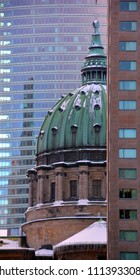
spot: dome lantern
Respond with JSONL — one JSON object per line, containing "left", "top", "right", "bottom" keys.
{"left": 81, "top": 20, "right": 106, "bottom": 85}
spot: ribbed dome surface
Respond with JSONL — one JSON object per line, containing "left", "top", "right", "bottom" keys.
{"left": 37, "top": 83, "right": 106, "bottom": 154}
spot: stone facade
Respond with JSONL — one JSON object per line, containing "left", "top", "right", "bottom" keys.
{"left": 22, "top": 163, "right": 106, "bottom": 249}
{"left": 27, "top": 164, "right": 106, "bottom": 206}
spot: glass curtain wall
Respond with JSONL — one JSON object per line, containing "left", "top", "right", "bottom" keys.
{"left": 0, "top": 0, "right": 107, "bottom": 236}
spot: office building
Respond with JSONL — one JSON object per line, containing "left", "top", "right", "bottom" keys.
{"left": 107, "top": 0, "right": 140, "bottom": 259}
{"left": 0, "top": 0, "right": 107, "bottom": 236}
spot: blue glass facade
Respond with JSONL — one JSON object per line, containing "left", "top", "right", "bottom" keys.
{"left": 0, "top": 0, "right": 107, "bottom": 236}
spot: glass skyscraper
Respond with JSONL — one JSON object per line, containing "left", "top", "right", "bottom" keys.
{"left": 0, "top": 0, "right": 107, "bottom": 236}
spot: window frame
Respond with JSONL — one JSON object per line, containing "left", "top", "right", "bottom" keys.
{"left": 119, "top": 21, "right": 137, "bottom": 31}
{"left": 119, "top": 80, "right": 136, "bottom": 91}
{"left": 70, "top": 180, "right": 78, "bottom": 199}
{"left": 119, "top": 209, "right": 137, "bottom": 220}
{"left": 120, "top": 252, "right": 138, "bottom": 260}
{"left": 119, "top": 61, "right": 136, "bottom": 71}
{"left": 119, "top": 41, "right": 137, "bottom": 51}
{"left": 119, "top": 100, "right": 136, "bottom": 110}
{"left": 119, "top": 128, "right": 136, "bottom": 138}
{"left": 119, "top": 168, "right": 137, "bottom": 179}
{"left": 93, "top": 179, "right": 102, "bottom": 199}
{"left": 50, "top": 182, "right": 55, "bottom": 202}
{"left": 120, "top": 230, "right": 138, "bottom": 241}
{"left": 120, "top": 1, "right": 138, "bottom": 12}
{"left": 119, "top": 148, "right": 136, "bottom": 159}
{"left": 119, "top": 188, "right": 137, "bottom": 199}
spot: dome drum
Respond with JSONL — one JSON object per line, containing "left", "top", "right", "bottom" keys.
{"left": 36, "top": 148, "right": 106, "bottom": 166}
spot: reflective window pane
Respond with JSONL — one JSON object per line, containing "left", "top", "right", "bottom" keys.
{"left": 120, "top": 21, "right": 137, "bottom": 31}
{"left": 119, "top": 41, "right": 137, "bottom": 51}
{"left": 119, "top": 61, "right": 136, "bottom": 71}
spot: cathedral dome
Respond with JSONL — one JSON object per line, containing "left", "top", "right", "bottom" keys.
{"left": 37, "top": 83, "right": 106, "bottom": 154}
{"left": 22, "top": 21, "right": 107, "bottom": 252}
{"left": 36, "top": 21, "right": 106, "bottom": 157}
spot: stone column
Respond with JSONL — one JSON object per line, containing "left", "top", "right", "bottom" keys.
{"left": 36, "top": 175, "right": 41, "bottom": 204}
{"left": 39, "top": 175, "right": 44, "bottom": 203}
{"left": 37, "top": 169, "right": 47, "bottom": 203}
{"left": 27, "top": 169, "right": 37, "bottom": 207}
{"left": 32, "top": 176, "right": 37, "bottom": 206}
{"left": 101, "top": 168, "right": 106, "bottom": 199}
{"left": 28, "top": 180, "right": 33, "bottom": 207}
{"left": 79, "top": 166, "right": 89, "bottom": 199}
{"left": 55, "top": 167, "right": 64, "bottom": 201}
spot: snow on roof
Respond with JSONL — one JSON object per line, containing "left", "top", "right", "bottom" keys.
{"left": 35, "top": 249, "right": 53, "bottom": 257}
{"left": 0, "top": 238, "right": 21, "bottom": 249}
{"left": 54, "top": 219, "right": 107, "bottom": 250}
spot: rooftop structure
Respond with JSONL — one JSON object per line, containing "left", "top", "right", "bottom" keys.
{"left": 54, "top": 220, "right": 106, "bottom": 259}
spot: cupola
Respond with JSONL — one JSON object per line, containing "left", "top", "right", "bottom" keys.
{"left": 81, "top": 20, "right": 106, "bottom": 85}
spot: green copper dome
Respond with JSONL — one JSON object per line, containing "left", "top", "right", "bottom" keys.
{"left": 36, "top": 21, "right": 106, "bottom": 156}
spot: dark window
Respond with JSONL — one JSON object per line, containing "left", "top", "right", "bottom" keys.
{"left": 70, "top": 180, "right": 77, "bottom": 199}
{"left": 119, "top": 189, "right": 137, "bottom": 199}
{"left": 71, "top": 125, "right": 78, "bottom": 146}
{"left": 93, "top": 180, "right": 101, "bottom": 198}
{"left": 119, "top": 209, "right": 137, "bottom": 219}
{"left": 51, "top": 127, "right": 58, "bottom": 148}
{"left": 50, "top": 182, "right": 55, "bottom": 202}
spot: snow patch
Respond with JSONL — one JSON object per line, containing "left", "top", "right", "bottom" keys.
{"left": 35, "top": 249, "right": 53, "bottom": 257}
{"left": 54, "top": 220, "right": 107, "bottom": 248}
